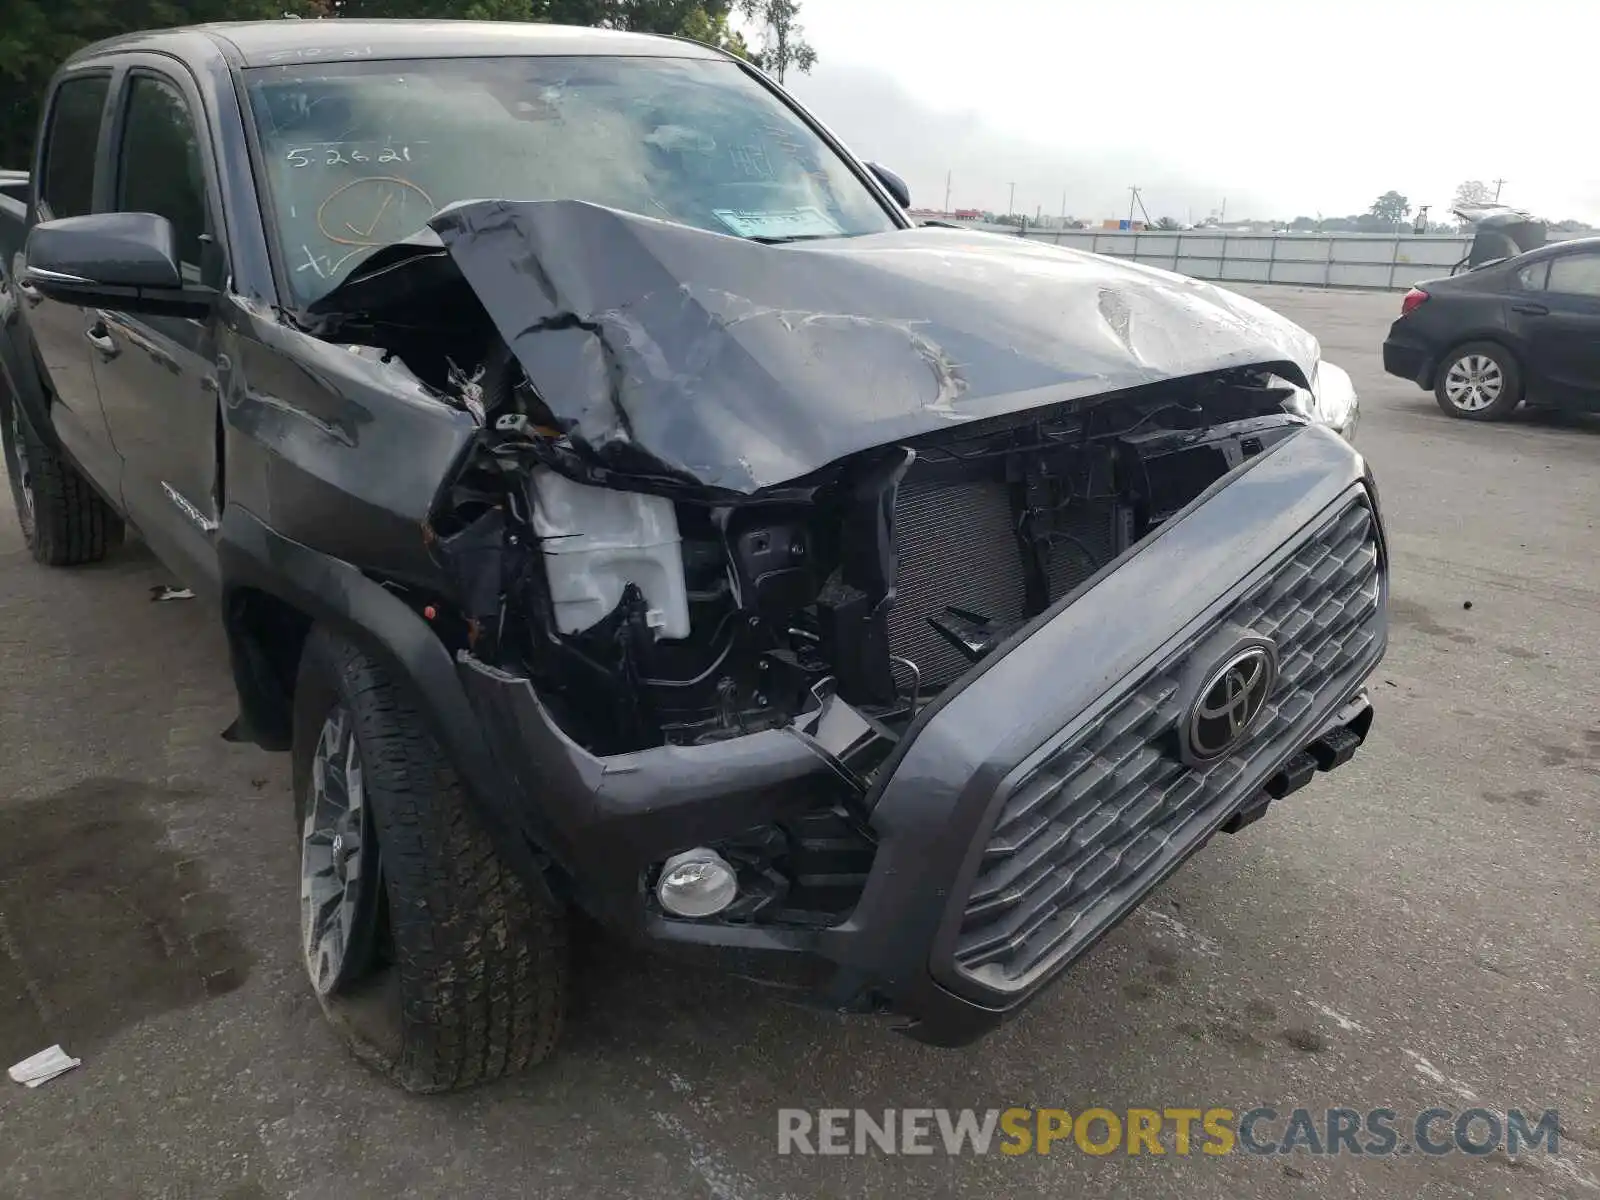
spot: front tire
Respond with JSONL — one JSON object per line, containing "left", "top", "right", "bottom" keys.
{"left": 292, "top": 625, "right": 568, "bottom": 1093}
{"left": 1, "top": 393, "right": 123, "bottom": 564}
{"left": 1434, "top": 341, "right": 1523, "bottom": 421}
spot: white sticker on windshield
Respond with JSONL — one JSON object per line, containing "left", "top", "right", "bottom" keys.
{"left": 712, "top": 207, "right": 843, "bottom": 240}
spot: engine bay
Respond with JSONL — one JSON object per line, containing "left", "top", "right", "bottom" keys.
{"left": 401, "top": 338, "right": 1309, "bottom": 760}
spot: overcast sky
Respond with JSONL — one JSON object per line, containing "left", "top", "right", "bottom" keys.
{"left": 770, "top": 0, "right": 1599, "bottom": 224}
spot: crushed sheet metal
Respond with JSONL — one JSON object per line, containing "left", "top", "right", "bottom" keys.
{"left": 319, "top": 199, "right": 1322, "bottom": 494}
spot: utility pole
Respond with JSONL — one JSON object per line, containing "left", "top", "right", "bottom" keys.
{"left": 944, "top": 170, "right": 951, "bottom": 213}
{"left": 1220, "top": 196, "right": 1227, "bottom": 224}
{"left": 1126, "top": 186, "right": 1154, "bottom": 228}
{"left": 1007, "top": 181, "right": 1016, "bottom": 216}
{"left": 1060, "top": 190, "right": 1066, "bottom": 221}
{"left": 1492, "top": 178, "right": 1507, "bottom": 201}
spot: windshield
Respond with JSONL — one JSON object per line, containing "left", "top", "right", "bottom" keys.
{"left": 244, "top": 55, "right": 898, "bottom": 304}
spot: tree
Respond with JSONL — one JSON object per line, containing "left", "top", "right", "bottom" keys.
{"left": 324, "top": 0, "right": 745, "bottom": 43}
{"left": 1368, "top": 190, "right": 1410, "bottom": 225}
{"left": 737, "top": 0, "right": 816, "bottom": 81}
{"left": 1452, "top": 180, "right": 1494, "bottom": 210}
{"left": 0, "top": 0, "right": 755, "bottom": 164}
{"left": 0, "top": 1, "right": 336, "bottom": 166}
{"left": 1154, "top": 216, "right": 1180, "bottom": 230}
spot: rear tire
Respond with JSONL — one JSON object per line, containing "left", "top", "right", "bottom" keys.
{"left": 2, "top": 393, "right": 123, "bottom": 564}
{"left": 1434, "top": 341, "right": 1523, "bottom": 421}
{"left": 292, "top": 625, "right": 568, "bottom": 1093}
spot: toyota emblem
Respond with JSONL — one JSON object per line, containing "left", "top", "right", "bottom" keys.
{"left": 1185, "top": 644, "right": 1278, "bottom": 762}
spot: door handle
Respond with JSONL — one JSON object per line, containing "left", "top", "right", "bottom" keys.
{"left": 1512, "top": 302, "right": 1549, "bottom": 316}
{"left": 15, "top": 279, "right": 42, "bottom": 306}
{"left": 85, "top": 325, "right": 120, "bottom": 359}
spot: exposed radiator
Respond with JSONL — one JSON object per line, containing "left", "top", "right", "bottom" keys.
{"left": 887, "top": 481, "right": 1121, "bottom": 693}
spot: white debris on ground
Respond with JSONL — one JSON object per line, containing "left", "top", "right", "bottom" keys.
{"left": 9, "top": 1044, "right": 81, "bottom": 1088}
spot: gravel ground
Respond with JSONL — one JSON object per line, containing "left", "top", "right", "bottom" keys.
{"left": 0, "top": 283, "right": 1596, "bottom": 1199}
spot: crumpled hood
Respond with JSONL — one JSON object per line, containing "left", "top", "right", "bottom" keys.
{"left": 326, "top": 199, "right": 1321, "bottom": 494}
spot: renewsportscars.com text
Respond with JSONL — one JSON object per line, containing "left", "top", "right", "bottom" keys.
{"left": 777, "top": 1107, "right": 1563, "bottom": 1158}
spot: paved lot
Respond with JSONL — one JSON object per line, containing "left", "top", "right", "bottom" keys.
{"left": 1, "top": 284, "right": 1597, "bottom": 1199}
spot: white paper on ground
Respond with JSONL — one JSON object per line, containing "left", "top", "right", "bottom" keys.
{"left": 8, "top": 1045, "right": 81, "bottom": 1087}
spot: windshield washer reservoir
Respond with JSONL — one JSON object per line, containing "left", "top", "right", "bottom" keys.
{"left": 530, "top": 468, "right": 691, "bottom": 639}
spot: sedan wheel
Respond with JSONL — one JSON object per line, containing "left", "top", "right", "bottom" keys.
{"left": 1433, "top": 342, "right": 1523, "bottom": 421}
{"left": 1442, "top": 354, "right": 1503, "bottom": 412}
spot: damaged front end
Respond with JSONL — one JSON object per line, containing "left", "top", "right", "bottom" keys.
{"left": 285, "top": 201, "right": 1384, "bottom": 1023}
{"left": 306, "top": 198, "right": 1331, "bottom": 768}
{"left": 421, "top": 355, "right": 1311, "bottom": 772}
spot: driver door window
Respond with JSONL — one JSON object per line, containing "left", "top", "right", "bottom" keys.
{"left": 115, "top": 74, "right": 214, "bottom": 286}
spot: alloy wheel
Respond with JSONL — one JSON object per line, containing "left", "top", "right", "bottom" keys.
{"left": 301, "top": 706, "right": 381, "bottom": 996}
{"left": 9, "top": 404, "right": 32, "bottom": 522}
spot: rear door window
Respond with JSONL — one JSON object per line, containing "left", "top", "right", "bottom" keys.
{"left": 1546, "top": 254, "right": 1600, "bottom": 298}
{"left": 39, "top": 74, "right": 111, "bottom": 219}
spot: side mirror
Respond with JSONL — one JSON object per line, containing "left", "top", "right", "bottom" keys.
{"left": 866, "top": 162, "right": 910, "bottom": 209}
{"left": 23, "top": 212, "right": 213, "bottom": 317}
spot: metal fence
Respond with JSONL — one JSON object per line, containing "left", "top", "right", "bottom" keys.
{"left": 1013, "top": 228, "right": 1472, "bottom": 291}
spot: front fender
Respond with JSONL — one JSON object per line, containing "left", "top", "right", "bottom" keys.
{"left": 217, "top": 504, "right": 560, "bottom": 896}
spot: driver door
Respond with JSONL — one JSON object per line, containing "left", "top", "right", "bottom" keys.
{"left": 89, "top": 60, "right": 227, "bottom": 591}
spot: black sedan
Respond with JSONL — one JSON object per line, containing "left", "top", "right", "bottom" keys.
{"left": 1383, "top": 236, "right": 1600, "bottom": 420}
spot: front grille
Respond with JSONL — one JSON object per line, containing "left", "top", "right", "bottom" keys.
{"left": 952, "top": 500, "right": 1381, "bottom": 991}
{"left": 887, "top": 482, "right": 1121, "bottom": 692}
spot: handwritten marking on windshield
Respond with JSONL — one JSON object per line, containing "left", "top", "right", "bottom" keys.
{"left": 728, "top": 144, "right": 775, "bottom": 181}
{"left": 311, "top": 177, "right": 434, "bottom": 253}
{"left": 285, "top": 143, "right": 417, "bottom": 169}
{"left": 264, "top": 46, "right": 375, "bottom": 63}
{"left": 296, "top": 245, "right": 327, "bottom": 278}
{"left": 295, "top": 244, "right": 368, "bottom": 279}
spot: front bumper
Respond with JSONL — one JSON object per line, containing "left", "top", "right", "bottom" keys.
{"left": 459, "top": 425, "right": 1388, "bottom": 1045}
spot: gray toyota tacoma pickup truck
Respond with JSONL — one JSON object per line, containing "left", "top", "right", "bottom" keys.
{"left": 0, "top": 20, "right": 1384, "bottom": 1093}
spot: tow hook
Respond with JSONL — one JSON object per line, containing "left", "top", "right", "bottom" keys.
{"left": 1221, "top": 695, "right": 1372, "bottom": 834}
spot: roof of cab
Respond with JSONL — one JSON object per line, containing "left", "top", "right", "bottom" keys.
{"left": 69, "top": 19, "right": 723, "bottom": 69}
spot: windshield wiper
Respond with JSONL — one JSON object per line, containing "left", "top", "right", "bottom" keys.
{"left": 746, "top": 233, "right": 840, "bottom": 244}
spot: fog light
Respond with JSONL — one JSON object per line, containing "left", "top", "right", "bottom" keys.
{"left": 655, "top": 849, "right": 738, "bottom": 918}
